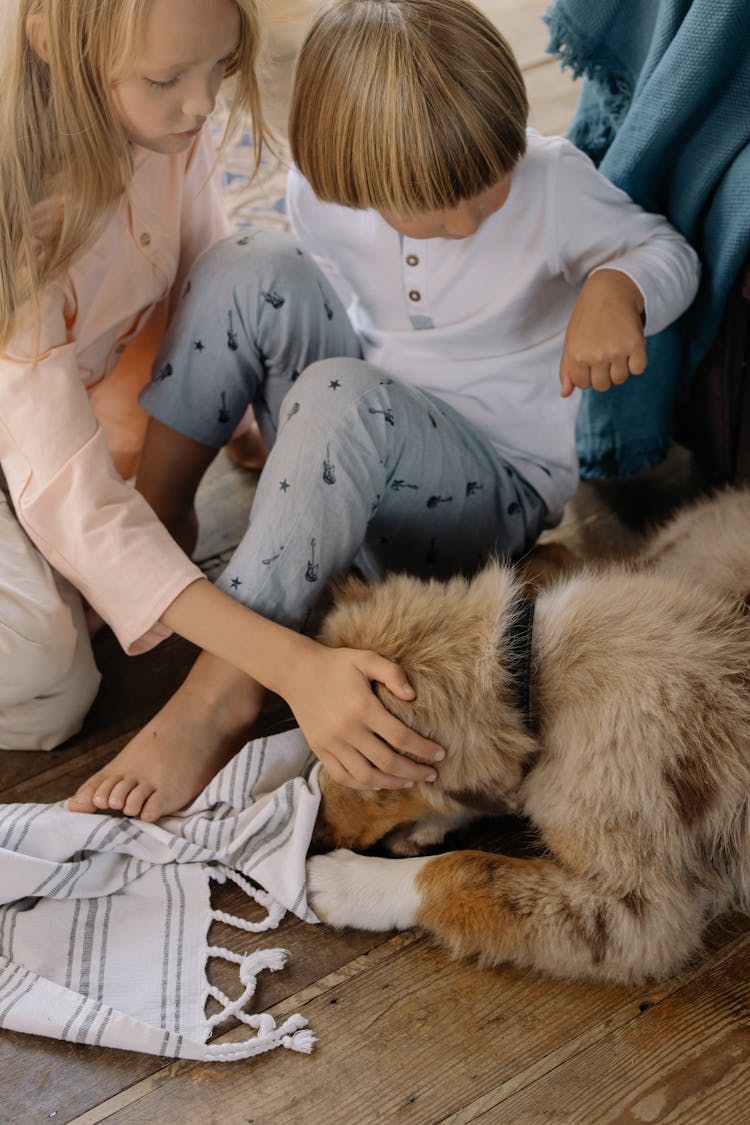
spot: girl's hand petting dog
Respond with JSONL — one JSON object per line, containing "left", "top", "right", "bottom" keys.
{"left": 559, "top": 269, "right": 647, "bottom": 397}
{"left": 280, "top": 638, "right": 445, "bottom": 791}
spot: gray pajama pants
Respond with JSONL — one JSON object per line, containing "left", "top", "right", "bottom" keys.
{"left": 140, "top": 229, "right": 547, "bottom": 632}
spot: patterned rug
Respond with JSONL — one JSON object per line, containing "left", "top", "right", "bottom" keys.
{"left": 215, "top": 113, "right": 291, "bottom": 234}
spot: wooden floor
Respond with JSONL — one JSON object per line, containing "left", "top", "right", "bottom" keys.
{"left": 4, "top": 3, "right": 750, "bottom": 1122}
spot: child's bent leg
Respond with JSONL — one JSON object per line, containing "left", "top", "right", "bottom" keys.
{"left": 215, "top": 357, "right": 548, "bottom": 630}
{"left": 136, "top": 229, "right": 361, "bottom": 546}
{"left": 0, "top": 496, "right": 100, "bottom": 749}
{"left": 77, "top": 361, "right": 465, "bottom": 815}
{"left": 72, "top": 232, "right": 360, "bottom": 818}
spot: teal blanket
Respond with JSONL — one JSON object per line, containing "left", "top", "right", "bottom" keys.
{"left": 544, "top": 0, "right": 750, "bottom": 478}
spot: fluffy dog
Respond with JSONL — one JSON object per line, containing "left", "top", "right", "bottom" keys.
{"left": 306, "top": 488, "right": 750, "bottom": 984}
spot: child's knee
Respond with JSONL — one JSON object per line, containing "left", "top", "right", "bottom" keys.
{"left": 280, "top": 358, "right": 414, "bottom": 435}
{"left": 283, "top": 357, "right": 381, "bottom": 407}
{"left": 276, "top": 362, "right": 415, "bottom": 473}
{"left": 186, "top": 228, "right": 319, "bottom": 304}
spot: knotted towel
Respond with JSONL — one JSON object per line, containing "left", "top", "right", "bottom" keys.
{"left": 544, "top": 0, "right": 750, "bottom": 478}
{"left": 0, "top": 729, "right": 320, "bottom": 1062}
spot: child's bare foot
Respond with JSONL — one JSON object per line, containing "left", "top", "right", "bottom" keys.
{"left": 68, "top": 656, "right": 264, "bottom": 822}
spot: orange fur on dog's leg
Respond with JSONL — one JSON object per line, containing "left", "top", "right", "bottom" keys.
{"left": 414, "top": 852, "right": 702, "bottom": 984}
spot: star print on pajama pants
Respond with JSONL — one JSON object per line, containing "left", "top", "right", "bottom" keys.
{"left": 140, "top": 229, "right": 548, "bottom": 633}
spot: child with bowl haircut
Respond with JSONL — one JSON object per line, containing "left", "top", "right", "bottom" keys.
{"left": 72, "top": 0, "right": 700, "bottom": 819}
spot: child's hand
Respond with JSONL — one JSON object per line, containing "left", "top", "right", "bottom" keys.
{"left": 281, "top": 639, "right": 445, "bottom": 790}
{"left": 560, "top": 269, "right": 647, "bottom": 397}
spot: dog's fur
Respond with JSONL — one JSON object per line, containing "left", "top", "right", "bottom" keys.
{"left": 306, "top": 488, "right": 750, "bottom": 984}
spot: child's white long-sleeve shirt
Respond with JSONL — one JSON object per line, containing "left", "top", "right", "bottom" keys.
{"left": 287, "top": 130, "right": 701, "bottom": 520}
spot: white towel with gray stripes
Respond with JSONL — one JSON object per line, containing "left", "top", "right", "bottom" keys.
{"left": 0, "top": 728, "right": 321, "bottom": 1061}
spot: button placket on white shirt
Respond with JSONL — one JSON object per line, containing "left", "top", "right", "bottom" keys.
{"left": 402, "top": 238, "right": 429, "bottom": 317}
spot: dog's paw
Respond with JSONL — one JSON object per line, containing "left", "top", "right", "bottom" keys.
{"left": 306, "top": 849, "right": 429, "bottom": 931}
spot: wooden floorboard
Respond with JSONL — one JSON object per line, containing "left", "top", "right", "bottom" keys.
{"left": 4, "top": 4, "right": 747, "bottom": 1124}
{"left": 80, "top": 938, "right": 636, "bottom": 1124}
{"left": 482, "top": 930, "right": 750, "bottom": 1124}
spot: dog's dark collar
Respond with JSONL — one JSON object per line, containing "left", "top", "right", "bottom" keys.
{"left": 504, "top": 595, "right": 536, "bottom": 733}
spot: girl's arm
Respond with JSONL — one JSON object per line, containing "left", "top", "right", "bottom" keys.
{"left": 70, "top": 571, "right": 444, "bottom": 821}
{"left": 161, "top": 577, "right": 445, "bottom": 789}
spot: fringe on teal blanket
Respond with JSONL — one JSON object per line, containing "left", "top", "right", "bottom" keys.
{"left": 543, "top": 8, "right": 632, "bottom": 167}
{"left": 543, "top": 0, "right": 750, "bottom": 479}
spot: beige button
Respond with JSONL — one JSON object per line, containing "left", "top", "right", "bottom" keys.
{"left": 406, "top": 254, "right": 419, "bottom": 267}
{"left": 139, "top": 232, "right": 151, "bottom": 246}
{"left": 409, "top": 289, "right": 421, "bottom": 302}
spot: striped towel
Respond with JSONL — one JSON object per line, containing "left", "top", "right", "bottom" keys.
{"left": 0, "top": 728, "right": 321, "bottom": 1062}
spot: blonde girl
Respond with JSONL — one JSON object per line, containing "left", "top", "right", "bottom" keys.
{"left": 1, "top": 0, "right": 442, "bottom": 806}
{"left": 77, "top": 0, "right": 701, "bottom": 821}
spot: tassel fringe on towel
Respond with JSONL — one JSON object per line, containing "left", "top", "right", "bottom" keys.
{"left": 0, "top": 730, "right": 322, "bottom": 1063}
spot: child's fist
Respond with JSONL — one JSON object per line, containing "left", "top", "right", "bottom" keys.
{"left": 560, "top": 269, "right": 647, "bottom": 397}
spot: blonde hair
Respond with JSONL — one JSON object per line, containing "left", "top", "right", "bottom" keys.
{"left": 289, "top": 0, "right": 528, "bottom": 215}
{"left": 0, "top": 0, "right": 268, "bottom": 350}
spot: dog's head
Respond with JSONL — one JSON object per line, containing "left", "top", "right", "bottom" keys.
{"left": 314, "top": 561, "right": 539, "bottom": 850}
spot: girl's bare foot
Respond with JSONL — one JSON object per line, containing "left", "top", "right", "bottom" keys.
{"left": 68, "top": 656, "right": 264, "bottom": 822}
